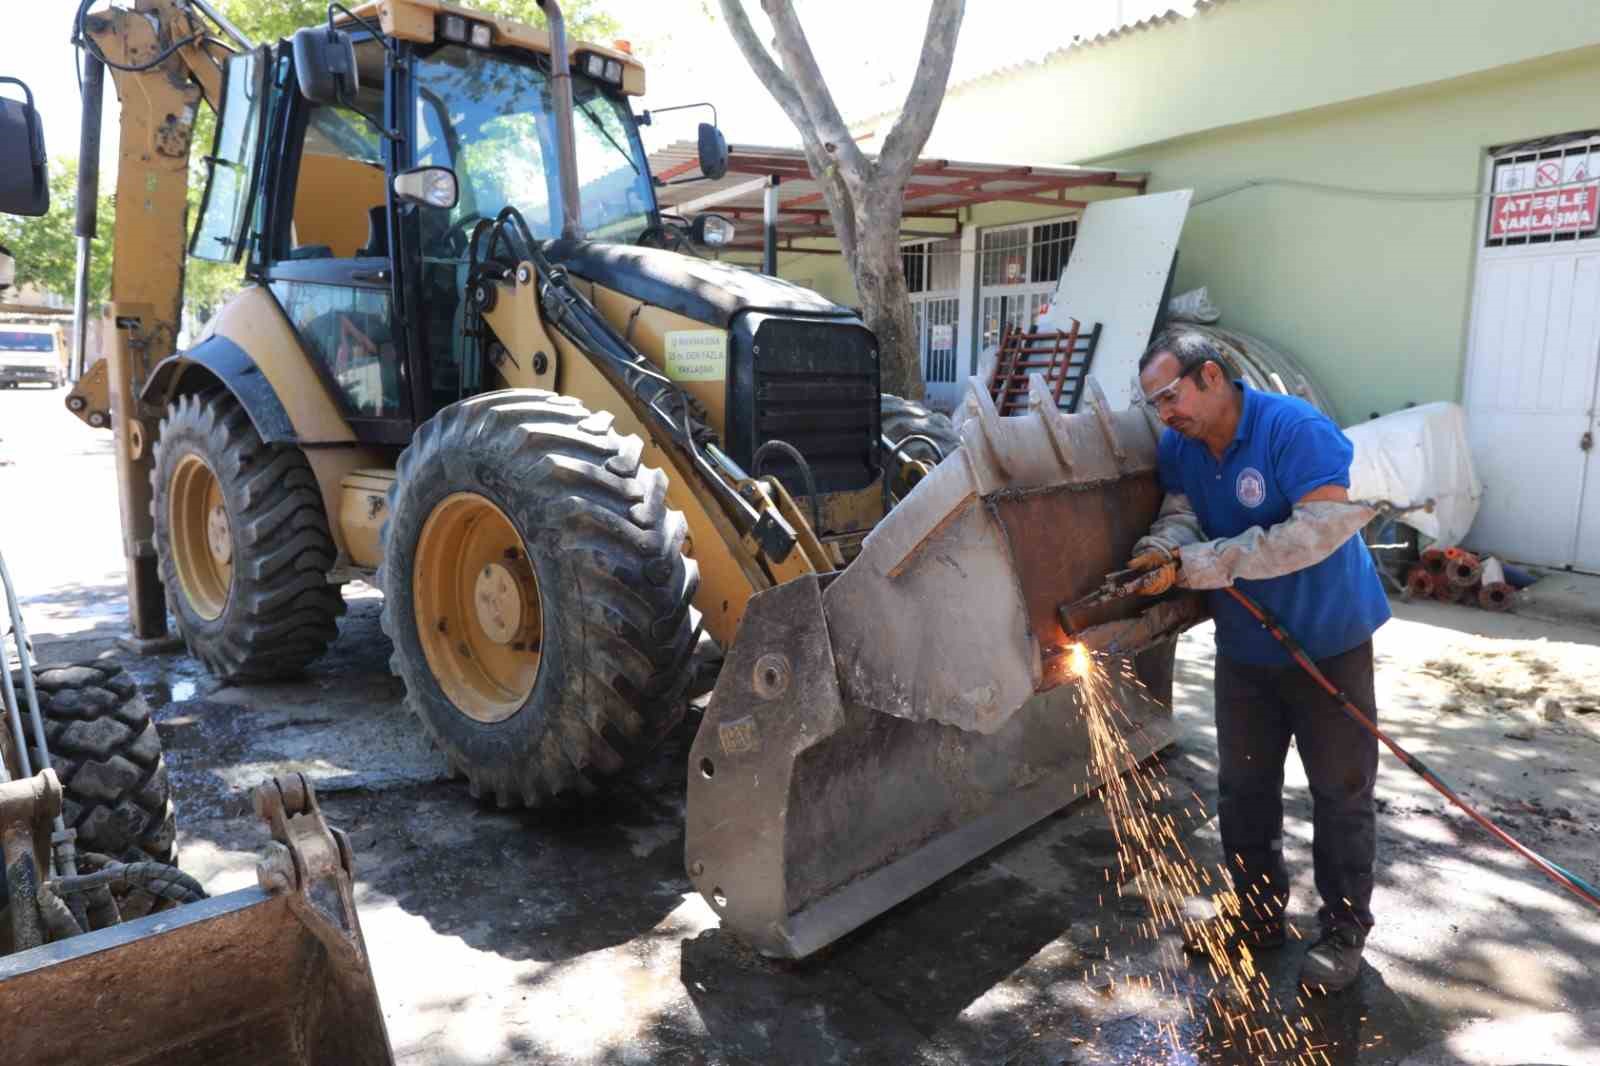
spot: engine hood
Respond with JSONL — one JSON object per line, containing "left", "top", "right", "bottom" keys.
{"left": 545, "top": 239, "right": 856, "bottom": 328}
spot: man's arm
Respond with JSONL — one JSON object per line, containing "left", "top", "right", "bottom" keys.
{"left": 1177, "top": 486, "right": 1374, "bottom": 590}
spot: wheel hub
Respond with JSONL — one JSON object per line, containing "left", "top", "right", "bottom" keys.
{"left": 413, "top": 492, "right": 543, "bottom": 723}
{"left": 207, "top": 503, "right": 232, "bottom": 564}
{"left": 473, "top": 559, "right": 537, "bottom": 645}
{"left": 168, "top": 453, "right": 233, "bottom": 621}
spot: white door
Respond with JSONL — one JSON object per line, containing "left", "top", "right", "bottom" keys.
{"left": 917, "top": 294, "right": 960, "bottom": 410}
{"left": 1464, "top": 138, "right": 1600, "bottom": 570}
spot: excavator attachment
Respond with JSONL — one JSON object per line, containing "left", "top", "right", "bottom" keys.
{"left": 687, "top": 376, "right": 1207, "bottom": 958}
{"left": 0, "top": 774, "right": 393, "bottom": 1065}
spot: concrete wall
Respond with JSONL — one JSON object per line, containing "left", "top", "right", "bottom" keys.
{"left": 825, "top": 0, "right": 1600, "bottom": 423}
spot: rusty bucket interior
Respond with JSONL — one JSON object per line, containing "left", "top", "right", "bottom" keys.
{"left": 0, "top": 887, "right": 391, "bottom": 1065}
{"left": 0, "top": 774, "right": 392, "bottom": 1065}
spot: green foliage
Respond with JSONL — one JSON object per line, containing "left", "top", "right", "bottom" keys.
{"left": 0, "top": 161, "right": 114, "bottom": 307}
{"left": 214, "top": 0, "right": 619, "bottom": 47}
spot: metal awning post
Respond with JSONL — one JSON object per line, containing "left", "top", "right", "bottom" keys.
{"left": 762, "top": 175, "right": 780, "bottom": 276}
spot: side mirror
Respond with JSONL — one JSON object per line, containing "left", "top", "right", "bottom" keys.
{"left": 691, "top": 213, "right": 735, "bottom": 248}
{"left": 0, "top": 78, "right": 48, "bottom": 217}
{"left": 291, "top": 25, "right": 359, "bottom": 106}
{"left": 0, "top": 246, "right": 15, "bottom": 291}
{"left": 392, "top": 166, "right": 458, "bottom": 209}
{"left": 697, "top": 122, "right": 728, "bottom": 182}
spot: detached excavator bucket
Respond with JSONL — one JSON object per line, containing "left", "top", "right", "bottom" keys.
{"left": 0, "top": 774, "right": 393, "bottom": 1065}
{"left": 687, "top": 376, "right": 1207, "bottom": 958}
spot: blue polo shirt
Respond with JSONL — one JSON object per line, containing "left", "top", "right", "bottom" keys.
{"left": 1156, "top": 383, "right": 1390, "bottom": 666}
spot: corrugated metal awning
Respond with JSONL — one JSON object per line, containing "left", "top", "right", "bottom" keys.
{"left": 650, "top": 142, "right": 1146, "bottom": 254}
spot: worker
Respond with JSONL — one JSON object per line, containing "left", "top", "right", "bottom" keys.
{"left": 1126, "top": 329, "right": 1389, "bottom": 994}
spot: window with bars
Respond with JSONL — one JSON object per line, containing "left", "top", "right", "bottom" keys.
{"left": 1030, "top": 220, "right": 1077, "bottom": 283}
{"left": 1485, "top": 137, "right": 1600, "bottom": 248}
{"left": 902, "top": 238, "right": 960, "bottom": 294}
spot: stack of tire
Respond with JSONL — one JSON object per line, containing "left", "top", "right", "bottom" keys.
{"left": 8, "top": 660, "right": 176, "bottom": 875}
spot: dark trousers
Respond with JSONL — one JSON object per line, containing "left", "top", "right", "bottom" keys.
{"left": 1213, "top": 640, "right": 1378, "bottom": 932}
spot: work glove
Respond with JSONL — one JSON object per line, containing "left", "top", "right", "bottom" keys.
{"left": 1126, "top": 548, "right": 1180, "bottom": 596}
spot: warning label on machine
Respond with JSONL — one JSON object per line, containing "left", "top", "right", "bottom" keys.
{"left": 665, "top": 330, "right": 728, "bottom": 381}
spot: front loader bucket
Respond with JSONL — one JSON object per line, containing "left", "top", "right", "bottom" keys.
{"left": 687, "top": 377, "right": 1206, "bottom": 958}
{"left": 0, "top": 775, "right": 393, "bottom": 1065}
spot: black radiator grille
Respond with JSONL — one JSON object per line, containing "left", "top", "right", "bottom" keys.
{"left": 729, "top": 315, "right": 881, "bottom": 499}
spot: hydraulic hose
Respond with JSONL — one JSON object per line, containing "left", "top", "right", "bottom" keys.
{"left": 1224, "top": 585, "right": 1600, "bottom": 914}
{"left": 752, "top": 439, "right": 821, "bottom": 532}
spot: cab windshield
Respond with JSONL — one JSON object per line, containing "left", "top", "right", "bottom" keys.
{"left": 412, "top": 44, "right": 655, "bottom": 252}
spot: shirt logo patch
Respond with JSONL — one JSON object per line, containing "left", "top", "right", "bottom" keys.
{"left": 1236, "top": 467, "right": 1267, "bottom": 508}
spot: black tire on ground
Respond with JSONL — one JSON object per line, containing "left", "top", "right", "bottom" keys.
{"left": 380, "top": 390, "right": 701, "bottom": 807}
{"left": 151, "top": 390, "right": 345, "bottom": 680}
{"left": 880, "top": 393, "right": 961, "bottom": 498}
{"left": 18, "top": 660, "right": 176, "bottom": 867}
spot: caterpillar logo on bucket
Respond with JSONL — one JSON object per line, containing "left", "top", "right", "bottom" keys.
{"left": 1236, "top": 467, "right": 1266, "bottom": 509}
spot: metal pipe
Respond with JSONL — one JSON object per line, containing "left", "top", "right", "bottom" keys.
{"left": 70, "top": 52, "right": 104, "bottom": 382}
{"left": 0, "top": 548, "right": 75, "bottom": 878}
{"left": 538, "top": 0, "right": 583, "bottom": 240}
{"left": 188, "top": 0, "right": 255, "bottom": 50}
{"left": 762, "top": 175, "right": 779, "bottom": 276}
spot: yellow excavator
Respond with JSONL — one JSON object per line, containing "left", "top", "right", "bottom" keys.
{"left": 1, "top": 75, "right": 392, "bottom": 1061}
{"left": 60, "top": 0, "right": 1203, "bottom": 965}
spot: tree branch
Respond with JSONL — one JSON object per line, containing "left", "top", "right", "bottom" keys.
{"left": 877, "top": 0, "right": 965, "bottom": 184}
{"left": 717, "top": 0, "right": 811, "bottom": 135}
{"left": 720, "top": 0, "right": 858, "bottom": 260}
{"left": 759, "top": 0, "right": 871, "bottom": 193}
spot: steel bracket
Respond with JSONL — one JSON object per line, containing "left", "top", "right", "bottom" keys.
{"left": 253, "top": 773, "right": 367, "bottom": 972}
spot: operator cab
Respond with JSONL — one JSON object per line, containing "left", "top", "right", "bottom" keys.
{"left": 190, "top": 9, "right": 659, "bottom": 444}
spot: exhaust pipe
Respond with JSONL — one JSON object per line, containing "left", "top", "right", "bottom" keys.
{"left": 537, "top": 0, "right": 583, "bottom": 240}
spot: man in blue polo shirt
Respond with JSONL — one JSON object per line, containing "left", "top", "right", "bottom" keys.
{"left": 1126, "top": 329, "right": 1389, "bottom": 993}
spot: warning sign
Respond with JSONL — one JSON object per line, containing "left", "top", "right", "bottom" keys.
{"left": 664, "top": 329, "right": 727, "bottom": 382}
{"left": 1490, "top": 181, "right": 1600, "bottom": 239}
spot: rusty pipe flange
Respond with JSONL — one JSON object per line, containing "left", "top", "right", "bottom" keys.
{"left": 1420, "top": 548, "right": 1448, "bottom": 575}
{"left": 1446, "top": 550, "right": 1483, "bottom": 589}
{"left": 1479, "top": 582, "right": 1516, "bottom": 612}
{"left": 1405, "top": 566, "right": 1435, "bottom": 599}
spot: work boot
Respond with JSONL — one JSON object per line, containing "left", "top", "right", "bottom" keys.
{"left": 1181, "top": 912, "right": 1286, "bottom": 960}
{"left": 1299, "top": 924, "right": 1366, "bottom": 993}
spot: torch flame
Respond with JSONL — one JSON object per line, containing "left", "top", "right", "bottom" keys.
{"left": 1069, "top": 642, "right": 1091, "bottom": 679}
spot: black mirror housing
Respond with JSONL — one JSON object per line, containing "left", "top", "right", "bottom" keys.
{"left": 697, "top": 122, "right": 728, "bottom": 182}
{"left": 292, "top": 25, "right": 359, "bottom": 106}
{"left": 0, "top": 83, "right": 48, "bottom": 217}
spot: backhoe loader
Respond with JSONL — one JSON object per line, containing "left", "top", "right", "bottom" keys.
{"left": 65, "top": 0, "right": 1203, "bottom": 959}
{"left": 1, "top": 76, "right": 391, "bottom": 1062}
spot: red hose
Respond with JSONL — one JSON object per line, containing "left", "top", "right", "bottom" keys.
{"left": 1223, "top": 585, "right": 1600, "bottom": 913}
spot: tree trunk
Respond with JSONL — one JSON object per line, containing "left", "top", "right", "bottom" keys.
{"left": 854, "top": 215, "right": 921, "bottom": 401}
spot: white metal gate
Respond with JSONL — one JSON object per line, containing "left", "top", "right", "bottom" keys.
{"left": 1464, "top": 136, "right": 1600, "bottom": 571}
{"left": 904, "top": 237, "right": 961, "bottom": 409}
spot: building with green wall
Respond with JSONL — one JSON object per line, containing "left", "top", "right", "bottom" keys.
{"left": 751, "top": 0, "right": 1600, "bottom": 568}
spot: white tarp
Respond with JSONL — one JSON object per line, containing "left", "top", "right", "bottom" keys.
{"left": 1345, "top": 402, "right": 1482, "bottom": 547}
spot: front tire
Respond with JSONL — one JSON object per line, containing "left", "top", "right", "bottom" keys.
{"left": 880, "top": 394, "right": 961, "bottom": 499}
{"left": 381, "top": 390, "right": 700, "bottom": 807}
{"left": 151, "top": 390, "right": 345, "bottom": 679}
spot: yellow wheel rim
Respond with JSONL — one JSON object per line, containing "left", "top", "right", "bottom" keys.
{"left": 169, "top": 454, "right": 233, "bottom": 621}
{"left": 414, "top": 492, "right": 543, "bottom": 723}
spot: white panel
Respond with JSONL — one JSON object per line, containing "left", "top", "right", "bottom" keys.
{"left": 1042, "top": 190, "right": 1191, "bottom": 409}
{"left": 1536, "top": 256, "right": 1577, "bottom": 410}
{"left": 1465, "top": 248, "right": 1600, "bottom": 566}
{"left": 1514, "top": 258, "right": 1554, "bottom": 410}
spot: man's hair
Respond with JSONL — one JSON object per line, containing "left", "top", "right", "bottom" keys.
{"left": 1138, "top": 329, "right": 1227, "bottom": 385}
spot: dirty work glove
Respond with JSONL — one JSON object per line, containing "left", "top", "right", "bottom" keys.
{"left": 1126, "top": 549, "right": 1180, "bottom": 596}
{"left": 1177, "top": 500, "right": 1377, "bottom": 590}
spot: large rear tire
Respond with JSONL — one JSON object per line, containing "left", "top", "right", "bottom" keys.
{"left": 380, "top": 390, "right": 701, "bottom": 807}
{"left": 151, "top": 390, "right": 345, "bottom": 679}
